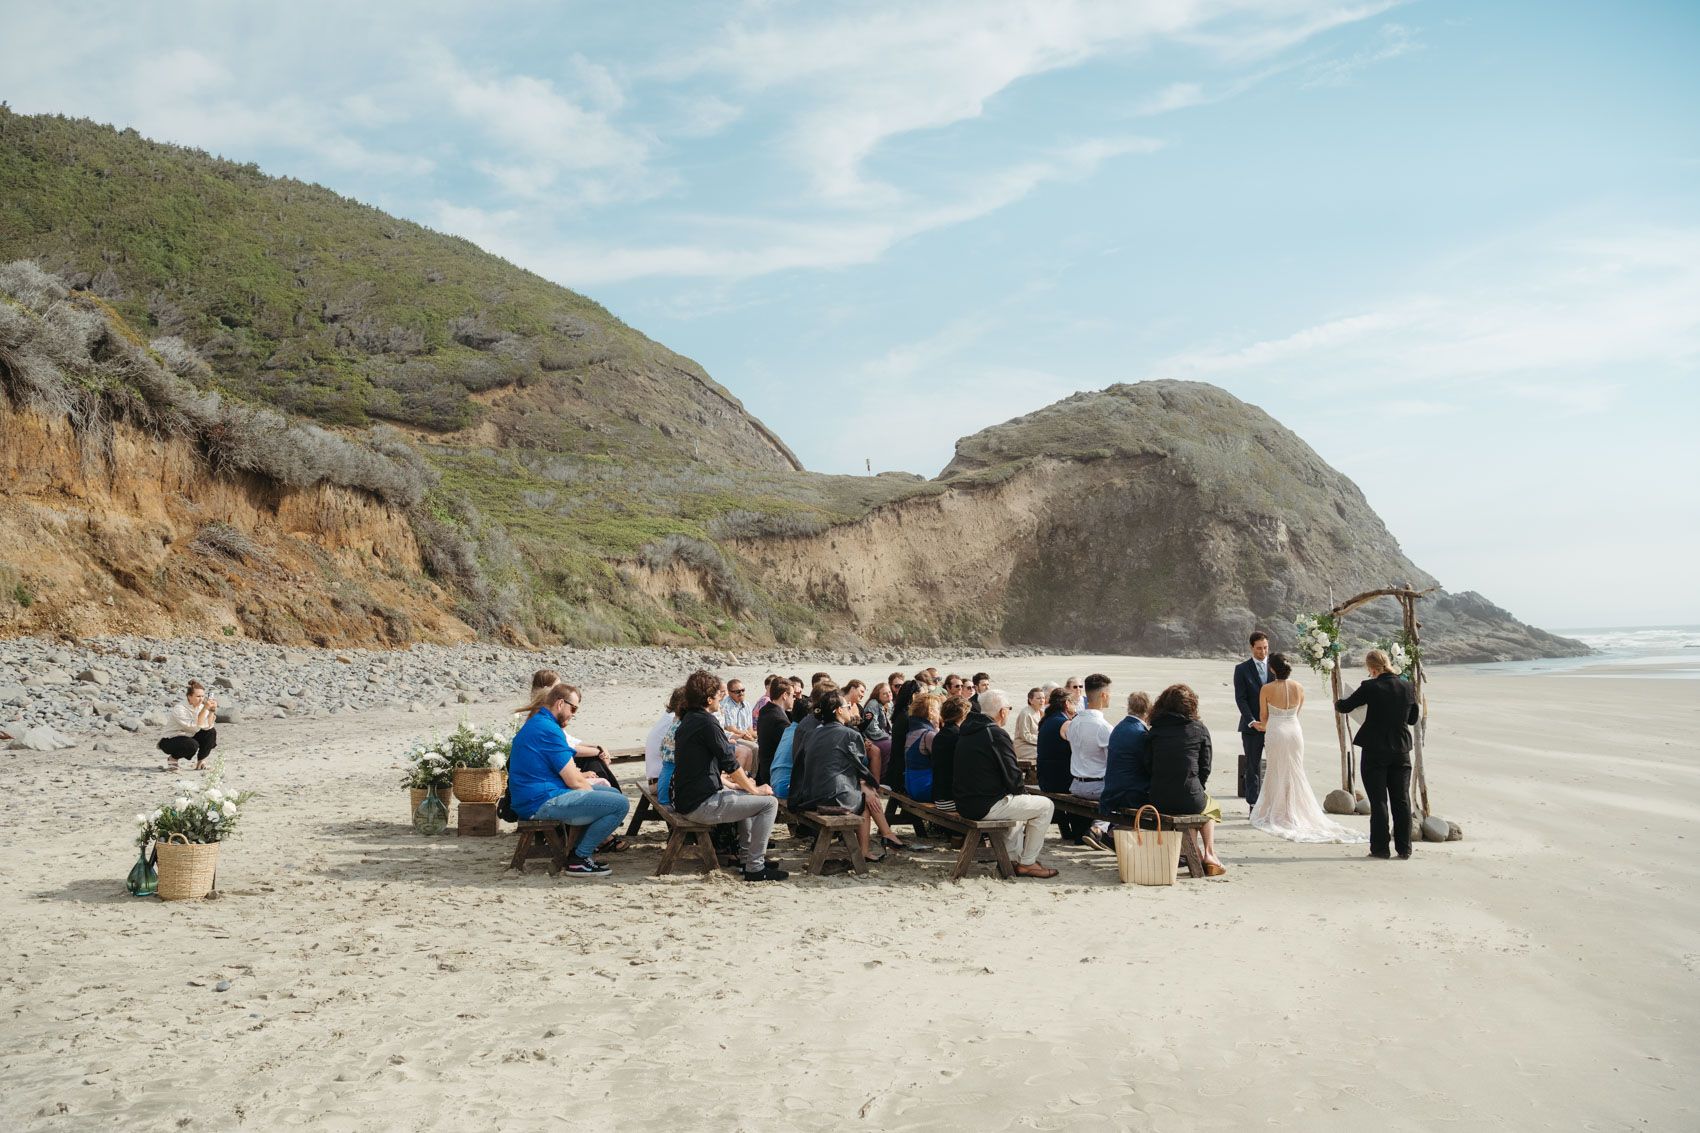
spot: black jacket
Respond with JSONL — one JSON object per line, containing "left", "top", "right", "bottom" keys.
{"left": 788, "top": 721, "right": 873, "bottom": 813}
{"left": 1146, "top": 712, "right": 1212, "bottom": 816}
{"left": 952, "top": 713, "right": 1023, "bottom": 821}
{"left": 755, "top": 701, "right": 791, "bottom": 785}
{"left": 671, "top": 708, "right": 737, "bottom": 816}
{"left": 886, "top": 679, "right": 920, "bottom": 785}
{"left": 1335, "top": 672, "right": 1419, "bottom": 763}
{"left": 931, "top": 721, "right": 963, "bottom": 804}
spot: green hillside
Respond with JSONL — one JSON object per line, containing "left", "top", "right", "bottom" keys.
{"left": 0, "top": 109, "right": 923, "bottom": 646}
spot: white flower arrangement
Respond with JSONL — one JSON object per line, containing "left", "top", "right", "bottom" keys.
{"left": 136, "top": 760, "right": 253, "bottom": 848}
{"left": 1294, "top": 612, "right": 1346, "bottom": 674}
{"left": 398, "top": 724, "right": 511, "bottom": 786}
{"left": 1370, "top": 631, "right": 1423, "bottom": 682}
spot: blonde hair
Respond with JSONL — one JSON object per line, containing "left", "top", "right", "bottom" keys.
{"left": 1364, "top": 649, "right": 1390, "bottom": 674}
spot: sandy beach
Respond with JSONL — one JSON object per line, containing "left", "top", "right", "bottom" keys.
{"left": 2, "top": 653, "right": 1696, "bottom": 1131}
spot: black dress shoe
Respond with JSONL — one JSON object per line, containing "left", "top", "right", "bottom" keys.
{"left": 1367, "top": 851, "right": 1391, "bottom": 860}
{"left": 1397, "top": 852, "right": 1412, "bottom": 860}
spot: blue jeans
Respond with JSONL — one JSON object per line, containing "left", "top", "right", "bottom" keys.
{"left": 529, "top": 784, "right": 629, "bottom": 859}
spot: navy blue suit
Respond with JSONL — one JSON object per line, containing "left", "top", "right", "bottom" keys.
{"left": 1233, "top": 657, "right": 1268, "bottom": 804}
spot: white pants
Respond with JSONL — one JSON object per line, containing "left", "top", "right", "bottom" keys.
{"left": 982, "top": 794, "right": 1054, "bottom": 865}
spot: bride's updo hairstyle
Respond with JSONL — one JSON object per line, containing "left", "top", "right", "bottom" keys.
{"left": 1151, "top": 683, "right": 1200, "bottom": 720}
{"left": 1267, "top": 654, "right": 1292, "bottom": 680}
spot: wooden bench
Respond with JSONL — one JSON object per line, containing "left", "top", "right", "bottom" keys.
{"left": 1028, "top": 789, "right": 1213, "bottom": 878}
{"left": 779, "top": 803, "right": 867, "bottom": 876}
{"left": 508, "top": 820, "right": 587, "bottom": 876}
{"left": 639, "top": 781, "right": 723, "bottom": 877}
{"left": 623, "top": 779, "right": 666, "bottom": 838}
{"left": 882, "top": 789, "right": 1017, "bottom": 880}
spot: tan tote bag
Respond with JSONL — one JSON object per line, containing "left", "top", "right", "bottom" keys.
{"left": 1114, "top": 804, "right": 1181, "bottom": 886}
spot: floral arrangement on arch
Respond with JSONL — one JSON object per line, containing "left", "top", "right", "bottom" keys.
{"left": 1294, "top": 611, "right": 1345, "bottom": 673}
{"left": 1371, "top": 629, "right": 1423, "bottom": 682}
{"left": 136, "top": 765, "right": 254, "bottom": 848}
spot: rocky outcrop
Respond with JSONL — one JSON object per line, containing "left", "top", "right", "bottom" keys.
{"left": 735, "top": 381, "right": 1586, "bottom": 662}
{"left": 0, "top": 403, "right": 473, "bottom": 647}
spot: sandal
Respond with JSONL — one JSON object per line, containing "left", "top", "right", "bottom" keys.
{"left": 596, "top": 836, "right": 630, "bottom": 854}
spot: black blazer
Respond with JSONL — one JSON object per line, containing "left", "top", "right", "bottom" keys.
{"left": 1146, "top": 712, "right": 1212, "bottom": 816}
{"left": 1335, "top": 673, "right": 1418, "bottom": 763}
{"left": 1233, "top": 658, "right": 1266, "bottom": 733}
{"left": 952, "top": 716, "right": 1023, "bottom": 821}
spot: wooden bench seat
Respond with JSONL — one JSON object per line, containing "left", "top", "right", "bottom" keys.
{"left": 778, "top": 803, "right": 868, "bottom": 876}
{"left": 508, "top": 820, "right": 587, "bottom": 876}
{"left": 639, "top": 781, "right": 723, "bottom": 877}
{"left": 881, "top": 788, "right": 1017, "bottom": 880}
{"left": 1028, "top": 789, "right": 1213, "bottom": 878}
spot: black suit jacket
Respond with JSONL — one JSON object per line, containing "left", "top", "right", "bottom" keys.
{"left": 1233, "top": 658, "right": 1266, "bottom": 733}
{"left": 1335, "top": 673, "right": 1419, "bottom": 763}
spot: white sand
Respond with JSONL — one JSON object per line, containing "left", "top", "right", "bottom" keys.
{"left": 1, "top": 655, "right": 1696, "bottom": 1131}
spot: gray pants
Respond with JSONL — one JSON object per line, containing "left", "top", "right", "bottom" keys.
{"left": 685, "top": 790, "right": 779, "bottom": 871}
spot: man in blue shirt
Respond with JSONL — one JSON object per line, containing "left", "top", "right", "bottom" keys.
{"left": 509, "top": 683, "right": 630, "bottom": 877}
{"left": 1101, "top": 691, "right": 1154, "bottom": 816}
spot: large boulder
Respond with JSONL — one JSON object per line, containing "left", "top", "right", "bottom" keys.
{"left": 9, "top": 725, "right": 75, "bottom": 751}
{"left": 1354, "top": 797, "right": 1372, "bottom": 815}
{"left": 1421, "top": 816, "right": 1451, "bottom": 843}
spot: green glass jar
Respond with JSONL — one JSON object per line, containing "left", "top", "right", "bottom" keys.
{"left": 126, "top": 846, "right": 158, "bottom": 897}
{"left": 413, "top": 785, "right": 449, "bottom": 835}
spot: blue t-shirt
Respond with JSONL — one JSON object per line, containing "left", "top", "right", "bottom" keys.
{"left": 1101, "top": 715, "right": 1152, "bottom": 814}
{"left": 770, "top": 722, "right": 798, "bottom": 799}
{"left": 509, "top": 709, "right": 577, "bottom": 819}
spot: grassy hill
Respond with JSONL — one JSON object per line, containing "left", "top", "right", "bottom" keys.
{"left": 0, "top": 108, "right": 923, "bottom": 645}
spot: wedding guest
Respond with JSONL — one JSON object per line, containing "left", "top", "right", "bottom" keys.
{"left": 671, "top": 670, "right": 787, "bottom": 882}
{"left": 787, "top": 676, "right": 809, "bottom": 722}
{"left": 656, "top": 687, "right": 686, "bottom": 805}
{"left": 1068, "top": 673, "right": 1116, "bottom": 848}
{"left": 1036, "top": 687, "right": 1087, "bottom": 843}
{"left": 719, "top": 677, "right": 760, "bottom": 775}
{"left": 930, "top": 695, "right": 970, "bottom": 812}
{"left": 942, "top": 673, "right": 968, "bottom": 699}
{"left": 755, "top": 675, "right": 794, "bottom": 785}
{"left": 784, "top": 678, "right": 837, "bottom": 809}
{"left": 902, "top": 692, "right": 942, "bottom": 801}
{"left": 887, "top": 668, "right": 927, "bottom": 787}
{"left": 1100, "top": 691, "right": 1153, "bottom": 815}
{"left": 159, "top": 680, "right": 218, "bottom": 771}
{"left": 1234, "top": 631, "right": 1272, "bottom": 804}
{"left": 752, "top": 672, "right": 781, "bottom": 716}
{"left": 769, "top": 717, "right": 800, "bottom": 800}
{"left": 1012, "top": 687, "right": 1044, "bottom": 768}
{"left": 953, "top": 689, "right": 1058, "bottom": 878}
{"left": 969, "top": 672, "right": 990, "bottom": 713}
{"left": 1146, "top": 683, "right": 1226, "bottom": 876}
{"left": 642, "top": 686, "right": 683, "bottom": 782}
{"left": 861, "top": 681, "right": 895, "bottom": 782}
{"left": 521, "top": 670, "right": 620, "bottom": 788}
{"left": 508, "top": 683, "right": 629, "bottom": 877}
{"left": 788, "top": 688, "right": 908, "bottom": 859}
{"left": 1064, "top": 676, "right": 1085, "bottom": 713}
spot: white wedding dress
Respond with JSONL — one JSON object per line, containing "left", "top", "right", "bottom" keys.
{"left": 1249, "top": 688, "right": 1367, "bottom": 844}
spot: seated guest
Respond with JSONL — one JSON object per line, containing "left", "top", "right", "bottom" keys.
{"left": 861, "top": 681, "right": 894, "bottom": 782}
{"left": 887, "top": 669, "right": 922, "bottom": 787}
{"left": 508, "top": 684, "right": 629, "bottom": 877}
{"left": 953, "top": 689, "right": 1058, "bottom": 879}
{"left": 969, "top": 672, "right": 990, "bottom": 713}
{"left": 886, "top": 671, "right": 906, "bottom": 701}
{"left": 1146, "top": 683, "right": 1226, "bottom": 876}
{"left": 1036, "top": 688, "right": 1087, "bottom": 843}
{"left": 672, "top": 670, "right": 787, "bottom": 882}
{"left": 1100, "top": 691, "right": 1153, "bottom": 816}
{"left": 1064, "top": 676, "right": 1085, "bottom": 713}
{"left": 769, "top": 717, "right": 800, "bottom": 800}
{"left": 756, "top": 675, "right": 794, "bottom": 785}
{"left": 942, "top": 673, "right": 968, "bottom": 699}
{"left": 930, "top": 695, "right": 970, "bottom": 812}
{"left": 752, "top": 672, "right": 780, "bottom": 716}
{"left": 718, "top": 676, "right": 759, "bottom": 775}
{"left": 1068, "top": 673, "right": 1116, "bottom": 849}
{"left": 159, "top": 680, "right": 218, "bottom": 771}
{"left": 786, "top": 676, "right": 809, "bottom": 723}
{"left": 1012, "top": 687, "right": 1043, "bottom": 768}
{"left": 522, "top": 670, "right": 620, "bottom": 788}
{"left": 643, "top": 686, "right": 681, "bottom": 781}
{"left": 657, "top": 688, "right": 686, "bottom": 805}
{"left": 789, "top": 688, "right": 908, "bottom": 859}
{"left": 902, "top": 692, "right": 942, "bottom": 801}
{"left": 787, "top": 678, "right": 837, "bottom": 788}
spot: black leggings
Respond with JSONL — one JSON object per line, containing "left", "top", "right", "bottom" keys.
{"left": 159, "top": 729, "right": 217, "bottom": 764}
{"left": 574, "top": 753, "right": 621, "bottom": 790}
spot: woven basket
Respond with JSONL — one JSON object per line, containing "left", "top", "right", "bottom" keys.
{"left": 452, "top": 766, "right": 504, "bottom": 804}
{"left": 409, "top": 786, "right": 454, "bottom": 818}
{"left": 156, "top": 834, "right": 220, "bottom": 901}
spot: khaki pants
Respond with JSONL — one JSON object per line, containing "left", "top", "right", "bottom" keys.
{"left": 981, "top": 794, "right": 1054, "bottom": 865}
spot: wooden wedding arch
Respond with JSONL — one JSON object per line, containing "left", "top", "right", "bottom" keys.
{"left": 1326, "top": 585, "right": 1436, "bottom": 817}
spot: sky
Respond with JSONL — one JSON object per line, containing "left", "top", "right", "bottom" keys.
{"left": 3, "top": 0, "right": 1698, "bottom": 628}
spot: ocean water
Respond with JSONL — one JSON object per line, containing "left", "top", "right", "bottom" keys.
{"left": 1455, "top": 625, "right": 1700, "bottom": 680}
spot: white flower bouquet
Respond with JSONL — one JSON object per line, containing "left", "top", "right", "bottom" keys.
{"left": 1371, "top": 631, "right": 1423, "bottom": 682}
{"left": 397, "top": 740, "right": 455, "bottom": 790}
{"left": 1294, "top": 612, "right": 1345, "bottom": 673}
{"left": 136, "top": 766, "right": 254, "bottom": 848}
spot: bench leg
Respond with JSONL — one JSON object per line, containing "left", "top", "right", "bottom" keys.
{"left": 507, "top": 830, "right": 534, "bottom": 872}
{"left": 805, "top": 825, "right": 834, "bottom": 876}
{"left": 844, "top": 830, "right": 867, "bottom": 876}
{"left": 694, "top": 830, "right": 722, "bottom": 874}
{"left": 543, "top": 825, "right": 572, "bottom": 877}
{"left": 986, "top": 831, "right": 1015, "bottom": 879}
{"left": 1180, "top": 828, "right": 1206, "bottom": 879}
{"left": 624, "top": 792, "right": 655, "bottom": 838}
{"left": 950, "top": 833, "right": 982, "bottom": 880}
{"left": 656, "top": 828, "right": 687, "bottom": 876}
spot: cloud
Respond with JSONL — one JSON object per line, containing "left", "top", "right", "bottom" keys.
{"left": 1303, "top": 22, "right": 1420, "bottom": 88}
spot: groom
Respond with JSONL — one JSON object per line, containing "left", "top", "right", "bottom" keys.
{"left": 1334, "top": 649, "right": 1420, "bottom": 859}
{"left": 1233, "top": 632, "right": 1270, "bottom": 805}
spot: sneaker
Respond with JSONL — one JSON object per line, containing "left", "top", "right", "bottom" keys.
{"left": 741, "top": 863, "right": 789, "bottom": 882}
{"left": 1081, "top": 830, "right": 1111, "bottom": 852}
{"left": 563, "top": 857, "right": 611, "bottom": 877}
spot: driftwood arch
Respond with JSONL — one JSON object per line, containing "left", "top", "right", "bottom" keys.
{"left": 1327, "top": 585, "right": 1436, "bottom": 817}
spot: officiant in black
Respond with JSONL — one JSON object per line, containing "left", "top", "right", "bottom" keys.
{"left": 1334, "top": 648, "right": 1420, "bottom": 859}
{"left": 1232, "top": 632, "right": 1272, "bottom": 804}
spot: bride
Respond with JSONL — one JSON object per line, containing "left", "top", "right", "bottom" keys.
{"left": 1249, "top": 653, "right": 1366, "bottom": 844}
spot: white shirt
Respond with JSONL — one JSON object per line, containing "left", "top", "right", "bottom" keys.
{"left": 643, "top": 713, "right": 674, "bottom": 779}
{"left": 720, "top": 697, "right": 752, "bottom": 734}
{"left": 169, "top": 702, "right": 202, "bottom": 737}
{"left": 1068, "top": 707, "right": 1114, "bottom": 780}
